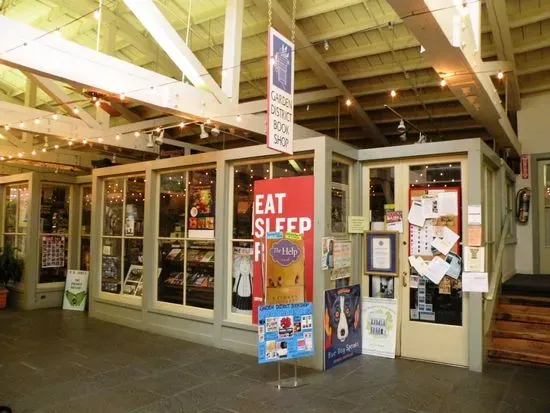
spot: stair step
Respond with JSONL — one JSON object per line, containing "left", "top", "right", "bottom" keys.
{"left": 500, "top": 295, "right": 550, "bottom": 308}
{"left": 497, "top": 304, "right": 550, "bottom": 316}
{"left": 493, "top": 328, "right": 550, "bottom": 343}
{"left": 488, "top": 348, "right": 550, "bottom": 366}
{"left": 495, "top": 320, "right": 550, "bottom": 334}
{"left": 495, "top": 311, "right": 550, "bottom": 325}
{"left": 491, "top": 337, "right": 550, "bottom": 354}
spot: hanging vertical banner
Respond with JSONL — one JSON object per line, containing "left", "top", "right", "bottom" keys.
{"left": 520, "top": 155, "right": 529, "bottom": 179}
{"left": 267, "top": 27, "right": 294, "bottom": 155}
{"left": 253, "top": 176, "right": 314, "bottom": 324}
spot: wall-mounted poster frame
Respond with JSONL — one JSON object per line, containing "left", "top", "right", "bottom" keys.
{"left": 364, "top": 231, "right": 398, "bottom": 276}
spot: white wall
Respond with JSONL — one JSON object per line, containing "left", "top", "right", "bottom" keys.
{"left": 515, "top": 92, "right": 550, "bottom": 273}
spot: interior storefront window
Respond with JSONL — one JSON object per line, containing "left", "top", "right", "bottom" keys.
{"left": 331, "top": 161, "right": 350, "bottom": 234}
{"left": 39, "top": 184, "right": 70, "bottom": 283}
{"left": 156, "top": 169, "right": 216, "bottom": 309}
{"left": 80, "top": 186, "right": 92, "bottom": 271}
{"left": 409, "top": 163, "right": 462, "bottom": 326}
{"left": 100, "top": 176, "right": 145, "bottom": 296}
{"left": 229, "top": 157, "right": 313, "bottom": 318}
{"left": 2, "top": 184, "right": 29, "bottom": 259}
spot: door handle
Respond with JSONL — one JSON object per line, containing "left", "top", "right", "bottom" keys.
{"left": 402, "top": 271, "right": 408, "bottom": 287}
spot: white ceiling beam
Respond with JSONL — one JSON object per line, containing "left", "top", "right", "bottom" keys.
{"left": 162, "top": 138, "right": 215, "bottom": 152}
{"left": 221, "top": 0, "right": 244, "bottom": 101}
{"left": 386, "top": 0, "right": 520, "bottom": 156}
{"left": 485, "top": 0, "right": 521, "bottom": 111}
{"left": 257, "top": 0, "right": 388, "bottom": 146}
{"left": 294, "top": 0, "right": 364, "bottom": 19}
{"left": 109, "top": 102, "right": 142, "bottom": 122}
{"left": 0, "top": 16, "right": 319, "bottom": 141}
{"left": 123, "top": 0, "right": 227, "bottom": 103}
{"left": 27, "top": 74, "right": 102, "bottom": 129}
{"left": 107, "top": 116, "right": 182, "bottom": 134}
{"left": 238, "top": 88, "right": 342, "bottom": 114}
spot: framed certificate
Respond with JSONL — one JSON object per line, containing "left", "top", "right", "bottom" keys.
{"left": 364, "top": 231, "right": 398, "bottom": 276}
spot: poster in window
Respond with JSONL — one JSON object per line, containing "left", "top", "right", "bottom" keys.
{"left": 188, "top": 184, "right": 215, "bottom": 239}
{"left": 232, "top": 246, "right": 253, "bottom": 314}
{"left": 41, "top": 236, "right": 65, "bottom": 268}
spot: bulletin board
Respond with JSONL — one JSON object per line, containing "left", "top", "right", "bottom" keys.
{"left": 408, "top": 186, "right": 462, "bottom": 259}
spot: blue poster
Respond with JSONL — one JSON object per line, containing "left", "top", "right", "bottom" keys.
{"left": 271, "top": 34, "right": 292, "bottom": 94}
{"left": 324, "top": 284, "right": 362, "bottom": 369}
{"left": 258, "top": 302, "right": 314, "bottom": 364}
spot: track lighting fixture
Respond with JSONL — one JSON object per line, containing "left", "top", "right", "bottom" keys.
{"left": 416, "top": 132, "right": 427, "bottom": 144}
{"left": 324, "top": 40, "right": 329, "bottom": 51}
{"left": 397, "top": 119, "right": 406, "bottom": 133}
{"left": 210, "top": 126, "right": 220, "bottom": 137}
{"left": 155, "top": 129, "right": 165, "bottom": 145}
{"left": 146, "top": 133, "right": 155, "bottom": 148}
{"left": 200, "top": 124, "right": 209, "bottom": 139}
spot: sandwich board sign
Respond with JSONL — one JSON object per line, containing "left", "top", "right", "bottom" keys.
{"left": 62, "top": 270, "right": 89, "bottom": 311}
{"left": 267, "top": 27, "right": 294, "bottom": 155}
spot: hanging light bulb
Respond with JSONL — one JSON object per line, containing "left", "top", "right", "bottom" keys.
{"left": 54, "top": 144, "right": 59, "bottom": 149}
{"left": 31, "top": 149, "right": 37, "bottom": 156}
{"left": 440, "top": 78, "right": 447, "bottom": 87}
{"left": 134, "top": 131, "right": 140, "bottom": 137}
{"left": 345, "top": 98, "right": 352, "bottom": 107}
{"left": 82, "top": 138, "right": 88, "bottom": 144}
{"left": 95, "top": 100, "right": 101, "bottom": 108}
{"left": 93, "top": 9, "right": 101, "bottom": 20}
{"left": 236, "top": 115, "right": 242, "bottom": 122}
{"left": 98, "top": 137, "right": 104, "bottom": 143}
{"left": 324, "top": 40, "right": 329, "bottom": 51}
{"left": 18, "top": 121, "right": 24, "bottom": 128}
{"left": 497, "top": 71, "right": 504, "bottom": 80}
{"left": 390, "top": 90, "right": 397, "bottom": 98}
{"left": 68, "top": 140, "right": 73, "bottom": 146}
{"left": 115, "top": 134, "right": 121, "bottom": 140}
{"left": 52, "top": 114, "right": 59, "bottom": 120}
{"left": 4, "top": 125, "right": 10, "bottom": 131}
{"left": 73, "top": 108, "right": 79, "bottom": 114}
{"left": 34, "top": 118, "right": 40, "bottom": 125}
{"left": 179, "top": 121, "right": 185, "bottom": 128}
{"left": 41, "top": 147, "right": 46, "bottom": 153}
{"left": 155, "top": 127, "right": 161, "bottom": 133}
{"left": 17, "top": 152, "right": 23, "bottom": 158}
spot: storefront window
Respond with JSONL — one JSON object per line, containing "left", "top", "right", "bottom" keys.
{"left": 100, "top": 176, "right": 144, "bottom": 295}
{"left": 156, "top": 168, "right": 216, "bottom": 309}
{"left": 331, "top": 161, "right": 350, "bottom": 234}
{"left": 39, "top": 184, "right": 70, "bottom": 283}
{"left": 2, "top": 184, "right": 28, "bottom": 259}
{"left": 409, "top": 162, "right": 462, "bottom": 326}
{"left": 229, "top": 157, "right": 313, "bottom": 319}
{"left": 80, "top": 185, "right": 92, "bottom": 271}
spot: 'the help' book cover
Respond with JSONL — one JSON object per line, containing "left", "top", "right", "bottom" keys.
{"left": 265, "top": 232, "right": 305, "bottom": 305}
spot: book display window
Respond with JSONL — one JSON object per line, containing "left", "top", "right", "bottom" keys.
{"left": 331, "top": 160, "right": 350, "bottom": 235}
{"left": 80, "top": 185, "right": 92, "bottom": 271}
{"left": 157, "top": 168, "right": 216, "bottom": 310}
{"left": 101, "top": 176, "right": 145, "bottom": 296}
{"left": 2, "top": 183, "right": 29, "bottom": 258}
{"left": 39, "top": 183, "right": 70, "bottom": 283}
{"left": 229, "top": 157, "right": 313, "bottom": 319}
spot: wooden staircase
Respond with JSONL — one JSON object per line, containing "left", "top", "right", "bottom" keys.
{"left": 488, "top": 275, "right": 550, "bottom": 366}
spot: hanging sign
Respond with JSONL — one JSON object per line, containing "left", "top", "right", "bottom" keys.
{"left": 62, "top": 270, "right": 89, "bottom": 311}
{"left": 252, "top": 176, "right": 314, "bottom": 324}
{"left": 267, "top": 27, "right": 294, "bottom": 155}
{"left": 257, "top": 302, "right": 314, "bottom": 363}
{"left": 520, "top": 155, "right": 529, "bottom": 179}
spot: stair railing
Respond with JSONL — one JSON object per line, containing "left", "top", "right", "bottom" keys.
{"left": 483, "top": 210, "right": 513, "bottom": 335}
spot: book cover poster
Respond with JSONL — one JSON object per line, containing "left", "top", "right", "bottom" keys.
{"left": 265, "top": 233, "right": 305, "bottom": 305}
{"left": 63, "top": 270, "right": 89, "bottom": 311}
{"left": 324, "top": 284, "right": 362, "bottom": 369}
{"left": 188, "top": 184, "right": 215, "bottom": 239}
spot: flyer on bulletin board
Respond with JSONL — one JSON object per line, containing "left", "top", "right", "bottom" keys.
{"left": 257, "top": 302, "right": 315, "bottom": 363}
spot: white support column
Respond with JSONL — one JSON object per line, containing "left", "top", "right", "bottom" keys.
{"left": 221, "top": 0, "right": 244, "bottom": 101}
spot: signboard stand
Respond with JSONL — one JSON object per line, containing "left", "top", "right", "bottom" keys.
{"left": 273, "top": 359, "right": 306, "bottom": 391}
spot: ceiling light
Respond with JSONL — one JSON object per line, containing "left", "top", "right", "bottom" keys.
{"left": 52, "top": 114, "right": 59, "bottom": 120}
{"left": 93, "top": 9, "right": 101, "bottom": 20}
{"left": 306, "top": 105, "right": 310, "bottom": 111}
{"left": 236, "top": 115, "right": 242, "bottom": 122}
{"left": 17, "top": 152, "right": 23, "bottom": 158}
{"left": 18, "top": 121, "right": 24, "bottom": 128}
{"left": 73, "top": 108, "right": 79, "bottom": 114}
{"left": 324, "top": 40, "right": 329, "bottom": 51}
{"left": 146, "top": 134, "right": 155, "bottom": 148}
{"left": 397, "top": 119, "right": 406, "bottom": 133}
{"left": 155, "top": 127, "right": 161, "bottom": 133}
{"left": 54, "top": 144, "right": 59, "bottom": 149}
{"left": 345, "top": 98, "right": 352, "bottom": 107}
{"left": 390, "top": 90, "right": 397, "bottom": 98}
{"left": 31, "top": 149, "right": 37, "bottom": 155}
{"left": 68, "top": 140, "right": 73, "bottom": 146}
{"left": 420, "top": 45, "right": 426, "bottom": 53}
{"left": 82, "top": 138, "right": 88, "bottom": 144}
{"left": 200, "top": 124, "right": 209, "bottom": 139}
{"left": 123, "top": 0, "right": 206, "bottom": 88}
{"left": 206, "top": 118, "right": 212, "bottom": 125}
{"left": 34, "top": 118, "right": 40, "bottom": 125}
{"left": 155, "top": 129, "right": 165, "bottom": 145}
{"left": 134, "top": 131, "right": 140, "bottom": 137}
{"left": 115, "top": 134, "right": 121, "bottom": 140}
{"left": 210, "top": 126, "right": 220, "bottom": 136}
{"left": 497, "top": 71, "right": 504, "bottom": 80}
{"left": 179, "top": 122, "right": 185, "bottom": 128}
{"left": 440, "top": 78, "right": 447, "bottom": 87}
{"left": 41, "top": 148, "right": 46, "bottom": 153}
{"left": 95, "top": 100, "right": 101, "bottom": 108}
{"left": 4, "top": 125, "right": 10, "bottom": 131}
{"left": 98, "top": 137, "right": 104, "bottom": 143}
{"left": 0, "top": 156, "right": 4, "bottom": 161}
{"left": 8, "top": 155, "right": 12, "bottom": 159}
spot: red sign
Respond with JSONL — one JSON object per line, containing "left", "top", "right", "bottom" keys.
{"left": 521, "top": 155, "right": 529, "bottom": 179}
{"left": 252, "top": 176, "right": 314, "bottom": 323}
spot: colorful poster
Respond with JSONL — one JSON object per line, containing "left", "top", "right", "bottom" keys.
{"left": 362, "top": 297, "right": 397, "bottom": 358}
{"left": 265, "top": 232, "right": 305, "bottom": 305}
{"left": 63, "top": 270, "right": 89, "bottom": 311}
{"left": 252, "top": 176, "right": 314, "bottom": 324}
{"left": 41, "top": 235, "right": 65, "bottom": 268}
{"left": 188, "top": 184, "right": 215, "bottom": 239}
{"left": 267, "top": 27, "right": 294, "bottom": 154}
{"left": 385, "top": 211, "right": 403, "bottom": 233}
{"left": 257, "top": 302, "right": 314, "bottom": 363}
{"left": 333, "top": 241, "right": 351, "bottom": 270}
{"left": 321, "top": 237, "right": 334, "bottom": 270}
{"left": 324, "top": 284, "right": 362, "bottom": 369}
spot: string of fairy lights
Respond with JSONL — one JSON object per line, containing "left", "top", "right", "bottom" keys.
{"left": 0, "top": 0, "right": 502, "bottom": 161}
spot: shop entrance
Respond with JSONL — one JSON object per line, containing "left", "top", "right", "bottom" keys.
{"left": 537, "top": 159, "right": 550, "bottom": 273}
{"left": 365, "top": 155, "right": 468, "bottom": 367}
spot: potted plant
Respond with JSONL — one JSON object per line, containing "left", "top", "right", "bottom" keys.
{"left": 0, "top": 243, "right": 24, "bottom": 309}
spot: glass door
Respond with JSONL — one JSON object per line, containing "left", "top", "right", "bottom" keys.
{"left": 538, "top": 160, "right": 550, "bottom": 273}
{"left": 365, "top": 155, "right": 468, "bottom": 366}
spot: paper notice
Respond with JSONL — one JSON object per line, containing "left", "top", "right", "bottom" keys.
{"left": 464, "top": 246, "right": 485, "bottom": 272}
{"left": 386, "top": 211, "right": 403, "bottom": 233}
{"left": 437, "top": 192, "right": 458, "bottom": 216}
{"left": 468, "top": 205, "right": 482, "bottom": 225}
{"left": 462, "top": 272, "right": 489, "bottom": 293}
{"left": 439, "top": 276, "right": 452, "bottom": 294}
{"left": 431, "top": 226, "right": 460, "bottom": 256}
{"left": 467, "top": 226, "right": 482, "bottom": 247}
{"left": 425, "top": 256, "right": 451, "bottom": 285}
{"left": 409, "top": 256, "right": 429, "bottom": 277}
{"left": 421, "top": 195, "right": 439, "bottom": 219}
{"left": 408, "top": 200, "right": 425, "bottom": 227}
{"left": 410, "top": 275, "right": 420, "bottom": 288}
{"left": 348, "top": 216, "right": 367, "bottom": 233}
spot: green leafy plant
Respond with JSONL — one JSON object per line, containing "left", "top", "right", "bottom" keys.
{"left": 0, "top": 243, "right": 24, "bottom": 287}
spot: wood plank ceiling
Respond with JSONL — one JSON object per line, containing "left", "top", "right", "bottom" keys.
{"left": 0, "top": 0, "right": 550, "bottom": 151}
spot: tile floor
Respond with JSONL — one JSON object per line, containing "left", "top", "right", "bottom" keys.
{"left": 0, "top": 309, "right": 548, "bottom": 413}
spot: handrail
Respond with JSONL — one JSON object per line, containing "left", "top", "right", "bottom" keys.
{"left": 483, "top": 211, "right": 512, "bottom": 335}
